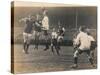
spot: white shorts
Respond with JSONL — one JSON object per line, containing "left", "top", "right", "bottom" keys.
{"left": 58, "top": 36, "right": 64, "bottom": 40}
{"left": 23, "top": 32, "right": 32, "bottom": 42}
{"left": 57, "top": 36, "right": 64, "bottom": 42}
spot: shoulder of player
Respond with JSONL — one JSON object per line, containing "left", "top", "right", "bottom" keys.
{"left": 75, "top": 31, "right": 84, "bottom": 39}
{"left": 44, "top": 16, "right": 48, "bottom": 19}
{"left": 88, "top": 35, "right": 95, "bottom": 40}
{"left": 76, "top": 32, "right": 81, "bottom": 36}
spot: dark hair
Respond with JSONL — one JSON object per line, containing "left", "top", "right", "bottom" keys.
{"left": 79, "top": 26, "right": 87, "bottom": 32}
{"left": 87, "top": 32, "right": 91, "bottom": 35}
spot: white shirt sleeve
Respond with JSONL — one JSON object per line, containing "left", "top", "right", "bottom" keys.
{"left": 19, "top": 17, "right": 29, "bottom": 22}
{"left": 62, "top": 27, "right": 65, "bottom": 32}
{"left": 88, "top": 35, "right": 95, "bottom": 41}
{"left": 75, "top": 33, "right": 81, "bottom": 45}
{"left": 42, "top": 16, "right": 49, "bottom": 30}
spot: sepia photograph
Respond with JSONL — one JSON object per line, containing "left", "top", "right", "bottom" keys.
{"left": 11, "top": 1, "right": 97, "bottom": 74}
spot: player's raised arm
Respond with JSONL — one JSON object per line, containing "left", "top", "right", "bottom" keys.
{"left": 19, "top": 17, "right": 26, "bottom": 23}
{"left": 19, "top": 15, "right": 31, "bottom": 23}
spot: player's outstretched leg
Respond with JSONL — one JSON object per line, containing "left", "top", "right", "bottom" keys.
{"left": 25, "top": 43, "right": 29, "bottom": 54}
{"left": 57, "top": 40, "right": 60, "bottom": 51}
{"left": 88, "top": 56, "right": 95, "bottom": 67}
{"left": 34, "top": 39, "right": 38, "bottom": 50}
{"left": 44, "top": 39, "right": 49, "bottom": 51}
{"left": 24, "top": 36, "right": 31, "bottom": 54}
{"left": 24, "top": 40, "right": 29, "bottom": 54}
{"left": 56, "top": 44, "right": 60, "bottom": 56}
{"left": 71, "top": 50, "right": 79, "bottom": 68}
{"left": 23, "top": 41, "right": 26, "bottom": 52}
{"left": 55, "top": 45, "right": 60, "bottom": 56}
{"left": 34, "top": 32, "right": 40, "bottom": 50}
{"left": 87, "top": 50, "right": 95, "bottom": 67}
{"left": 89, "top": 58, "right": 95, "bottom": 67}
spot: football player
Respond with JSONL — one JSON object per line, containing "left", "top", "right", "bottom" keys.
{"left": 51, "top": 28, "right": 60, "bottom": 55}
{"left": 57, "top": 25, "right": 65, "bottom": 50}
{"left": 71, "top": 26, "right": 95, "bottom": 68}
{"left": 42, "top": 8, "right": 50, "bottom": 51}
{"left": 33, "top": 14, "right": 42, "bottom": 50}
{"left": 19, "top": 15, "right": 35, "bottom": 54}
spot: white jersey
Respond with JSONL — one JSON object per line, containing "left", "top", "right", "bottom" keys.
{"left": 88, "top": 35, "right": 95, "bottom": 42}
{"left": 51, "top": 32, "right": 58, "bottom": 39}
{"left": 75, "top": 31, "right": 91, "bottom": 50}
{"left": 42, "top": 16, "right": 49, "bottom": 30}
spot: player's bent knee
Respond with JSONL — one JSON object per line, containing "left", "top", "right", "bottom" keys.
{"left": 74, "top": 50, "right": 79, "bottom": 58}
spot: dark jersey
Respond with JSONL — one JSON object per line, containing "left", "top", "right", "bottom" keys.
{"left": 58, "top": 28, "right": 64, "bottom": 36}
{"left": 24, "top": 19, "right": 34, "bottom": 33}
{"left": 34, "top": 20, "right": 42, "bottom": 32}
{"left": 90, "top": 41, "right": 97, "bottom": 50}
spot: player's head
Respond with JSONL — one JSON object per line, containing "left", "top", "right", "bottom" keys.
{"left": 79, "top": 26, "right": 87, "bottom": 32}
{"left": 42, "top": 8, "right": 48, "bottom": 16}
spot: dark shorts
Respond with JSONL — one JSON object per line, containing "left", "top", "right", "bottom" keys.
{"left": 43, "top": 30, "right": 48, "bottom": 35}
{"left": 78, "top": 49, "right": 90, "bottom": 55}
{"left": 34, "top": 27, "right": 42, "bottom": 32}
{"left": 51, "top": 39, "right": 57, "bottom": 46}
{"left": 90, "top": 41, "right": 97, "bottom": 50}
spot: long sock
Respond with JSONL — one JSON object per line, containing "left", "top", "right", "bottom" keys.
{"left": 89, "top": 58, "right": 94, "bottom": 65}
{"left": 56, "top": 49, "right": 60, "bottom": 56}
{"left": 74, "top": 57, "right": 78, "bottom": 64}
{"left": 56, "top": 46, "right": 60, "bottom": 56}
{"left": 36, "top": 39, "right": 39, "bottom": 49}
{"left": 26, "top": 44, "right": 29, "bottom": 53}
{"left": 23, "top": 42, "right": 26, "bottom": 50}
{"left": 51, "top": 45, "right": 54, "bottom": 53}
{"left": 46, "top": 41, "right": 49, "bottom": 49}
{"left": 57, "top": 42, "right": 61, "bottom": 50}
